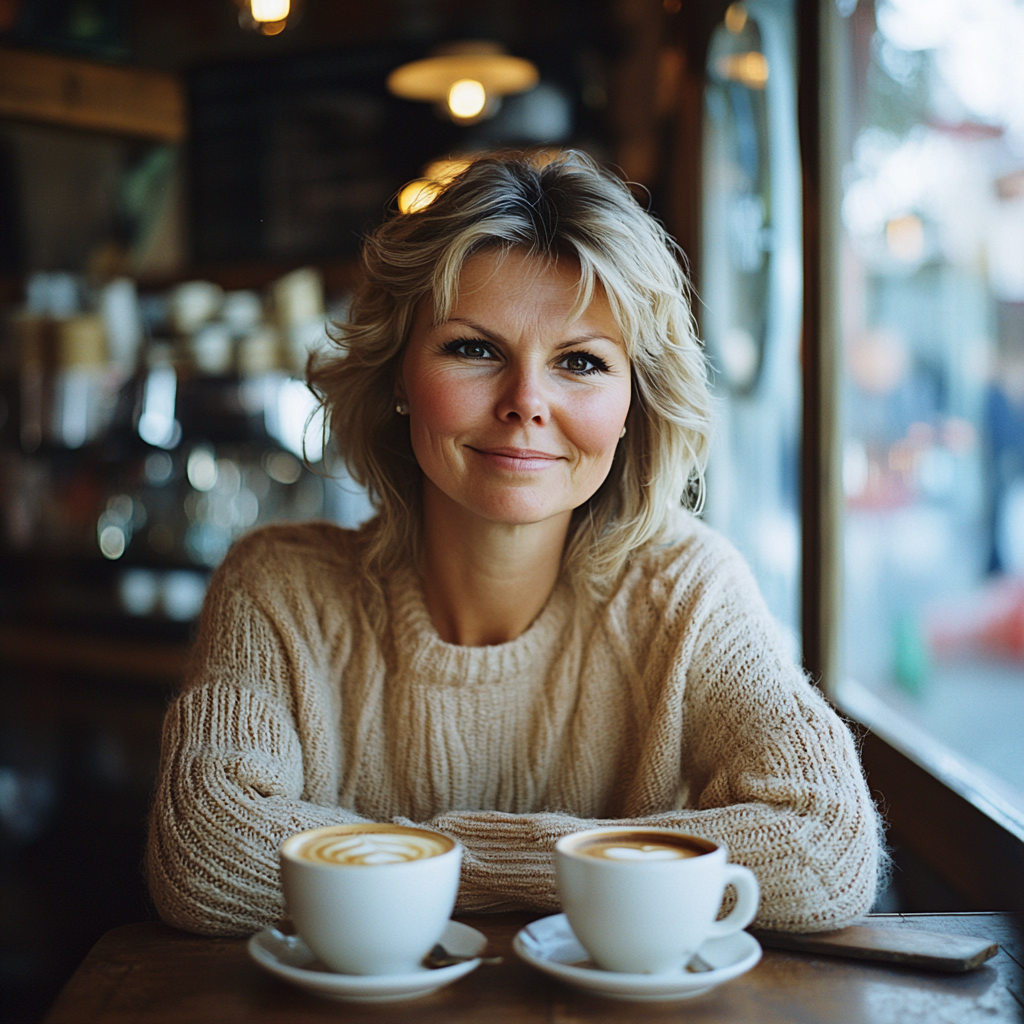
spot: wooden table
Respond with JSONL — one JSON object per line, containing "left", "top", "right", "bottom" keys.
{"left": 44, "top": 912, "right": 1023, "bottom": 1023}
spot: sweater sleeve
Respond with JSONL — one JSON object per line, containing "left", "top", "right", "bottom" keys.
{"left": 419, "top": 700, "right": 880, "bottom": 930}
{"left": 421, "top": 714, "right": 880, "bottom": 930}
{"left": 146, "top": 544, "right": 370, "bottom": 937}
{"left": 416, "top": 552, "right": 883, "bottom": 932}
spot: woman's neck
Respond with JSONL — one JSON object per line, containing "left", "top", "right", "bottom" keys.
{"left": 418, "top": 481, "right": 570, "bottom": 646}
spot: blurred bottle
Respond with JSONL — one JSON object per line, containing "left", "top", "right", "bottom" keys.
{"left": 52, "top": 314, "right": 109, "bottom": 449}
{"left": 2, "top": 268, "right": 370, "bottom": 623}
{"left": 100, "top": 278, "right": 144, "bottom": 377}
{"left": 15, "top": 274, "right": 129, "bottom": 452}
{"left": 273, "top": 267, "right": 328, "bottom": 373}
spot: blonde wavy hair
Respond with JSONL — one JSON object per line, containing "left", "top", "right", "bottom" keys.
{"left": 309, "top": 149, "right": 711, "bottom": 598}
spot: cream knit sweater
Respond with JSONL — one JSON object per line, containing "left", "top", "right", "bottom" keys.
{"left": 147, "top": 518, "right": 881, "bottom": 937}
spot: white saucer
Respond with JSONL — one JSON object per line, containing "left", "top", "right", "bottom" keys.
{"left": 247, "top": 919, "right": 486, "bottom": 1003}
{"left": 513, "top": 913, "right": 761, "bottom": 1001}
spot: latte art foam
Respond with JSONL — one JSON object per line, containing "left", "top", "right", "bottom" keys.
{"left": 570, "top": 832, "right": 711, "bottom": 862}
{"left": 295, "top": 830, "right": 450, "bottom": 866}
{"left": 600, "top": 843, "right": 694, "bottom": 861}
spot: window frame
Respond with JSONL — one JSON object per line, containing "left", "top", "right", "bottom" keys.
{"left": 797, "top": 0, "right": 1024, "bottom": 909}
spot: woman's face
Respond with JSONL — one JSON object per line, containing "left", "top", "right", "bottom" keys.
{"left": 399, "top": 248, "right": 632, "bottom": 529}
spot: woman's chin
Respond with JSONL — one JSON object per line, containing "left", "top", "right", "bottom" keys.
{"left": 461, "top": 494, "right": 573, "bottom": 529}
{"left": 422, "top": 476, "right": 580, "bottom": 531}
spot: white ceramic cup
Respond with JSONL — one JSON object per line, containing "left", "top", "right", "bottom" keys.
{"left": 279, "top": 823, "right": 462, "bottom": 975}
{"left": 554, "top": 826, "right": 760, "bottom": 974}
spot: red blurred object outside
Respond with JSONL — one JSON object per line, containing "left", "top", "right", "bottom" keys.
{"left": 928, "top": 576, "right": 1024, "bottom": 662}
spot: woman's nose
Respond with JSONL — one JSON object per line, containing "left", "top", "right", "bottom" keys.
{"left": 495, "top": 365, "right": 550, "bottom": 425}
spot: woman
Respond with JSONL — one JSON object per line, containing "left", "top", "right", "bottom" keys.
{"left": 148, "top": 151, "right": 882, "bottom": 937}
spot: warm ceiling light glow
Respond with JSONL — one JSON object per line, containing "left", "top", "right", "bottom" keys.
{"left": 398, "top": 157, "right": 478, "bottom": 214}
{"left": 398, "top": 179, "right": 441, "bottom": 214}
{"left": 387, "top": 42, "right": 538, "bottom": 124}
{"left": 424, "top": 158, "right": 474, "bottom": 183}
{"left": 715, "top": 51, "right": 769, "bottom": 88}
{"left": 251, "top": 0, "right": 290, "bottom": 22}
{"left": 447, "top": 79, "right": 487, "bottom": 120}
{"left": 725, "top": 4, "right": 748, "bottom": 33}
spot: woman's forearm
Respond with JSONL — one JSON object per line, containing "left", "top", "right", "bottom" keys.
{"left": 147, "top": 686, "right": 370, "bottom": 937}
{"left": 420, "top": 791, "right": 879, "bottom": 931}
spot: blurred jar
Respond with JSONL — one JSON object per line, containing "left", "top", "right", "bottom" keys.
{"left": 189, "top": 322, "right": 234, "bottom": 375}
{"left": 170, "top": 281, "right": 223, "bottom": 336}
{"left": 238, "top": 325, "right": 281, "bottom": 376}
{"left": 15, "top": 310, "right": 122, "bottom": 450}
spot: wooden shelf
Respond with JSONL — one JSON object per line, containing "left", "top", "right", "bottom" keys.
{"left": 0, "top": 623, "right": 188, "bottom": 685}
{"left": 0, "top": 47, "right": 185, "bottom": 142}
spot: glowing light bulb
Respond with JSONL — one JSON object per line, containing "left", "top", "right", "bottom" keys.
{"left": 398, "top": 179, "right": 440, "bottom": 214}
{"left": 447, "top": 79, "right": 487, "bottom": 120}
{"left": 251, "top": 0, "right": 290, "bottom": 22}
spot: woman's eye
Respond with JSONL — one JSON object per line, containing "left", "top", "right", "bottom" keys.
{"left": 559, "top": 352, "right": 607, "bottom": 375}
{"left": 444, "top": 340, "right": 494, "bottom": 359}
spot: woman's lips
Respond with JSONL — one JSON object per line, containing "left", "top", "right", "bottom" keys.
{"left": 469, "top": 446, "right": 562, "bottom": 470}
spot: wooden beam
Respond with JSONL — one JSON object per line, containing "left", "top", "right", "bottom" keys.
{"left": 0, "top": 624, "right": 188, "bottom": 685}
{"left": 0, "top": 47, "right": 185, "bottom": 142}
{"left": 798, "top": 0, "right": 845, "bottom": 693}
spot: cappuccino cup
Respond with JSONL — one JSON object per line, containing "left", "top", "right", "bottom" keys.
{"left": 554, "top": 827, "right": 760, "bottom": 974}
{"left": 279, "top": 823, "right": 462, "bottom": 975}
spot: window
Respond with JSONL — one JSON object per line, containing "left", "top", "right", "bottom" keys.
{"left": 831, "top": 0, "right": 1024, "bottom": 817}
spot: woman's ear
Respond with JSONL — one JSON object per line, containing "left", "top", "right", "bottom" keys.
{"left": 393, "top": 358, "right": 409, "bottom": 415}
{"left": 393, "top": 368, "right": 407, "bottom": 409}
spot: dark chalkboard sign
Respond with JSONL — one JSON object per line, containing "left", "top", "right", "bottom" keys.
{"left": 188, "top": 47, "right": 464, "bottom": 265}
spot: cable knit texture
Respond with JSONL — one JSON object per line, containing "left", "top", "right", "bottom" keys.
{"left": 147, "top": 517, "right": 882, "bottom": 937}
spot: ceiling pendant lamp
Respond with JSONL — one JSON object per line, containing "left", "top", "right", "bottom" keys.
{"left": 387, "top": 41, "right": 539, "bottom": 125}
{"left": 236, "top": 0, "right": 295, "bottom": 36}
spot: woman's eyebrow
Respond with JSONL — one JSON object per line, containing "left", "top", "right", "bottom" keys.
{"left": 442, "top": 318, "right": 620, "bottom": 349}
{"left": 440, "top": 317, "right": 498, "bottom": 339}
{"left": 553, "top": 334, "right": 620, "bottom": 350}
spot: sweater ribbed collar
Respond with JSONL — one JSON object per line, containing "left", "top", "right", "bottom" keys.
{"left": 387, "top": 562, "right": 573, "bottom": 686}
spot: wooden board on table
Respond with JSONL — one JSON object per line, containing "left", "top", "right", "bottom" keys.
{"left": 754, "top": 919, "right": 999, "bottom": 972}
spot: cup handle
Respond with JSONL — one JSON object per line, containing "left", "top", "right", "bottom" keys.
{"left": 705, "top": 864, "right": 761, "bottom": 939}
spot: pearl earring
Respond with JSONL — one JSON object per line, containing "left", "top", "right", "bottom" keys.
{"left": 619, "top": 425, "right": 627, "bottom": 439}
{"left": 396, "top": 401, "right": 409, "bottom": 415}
